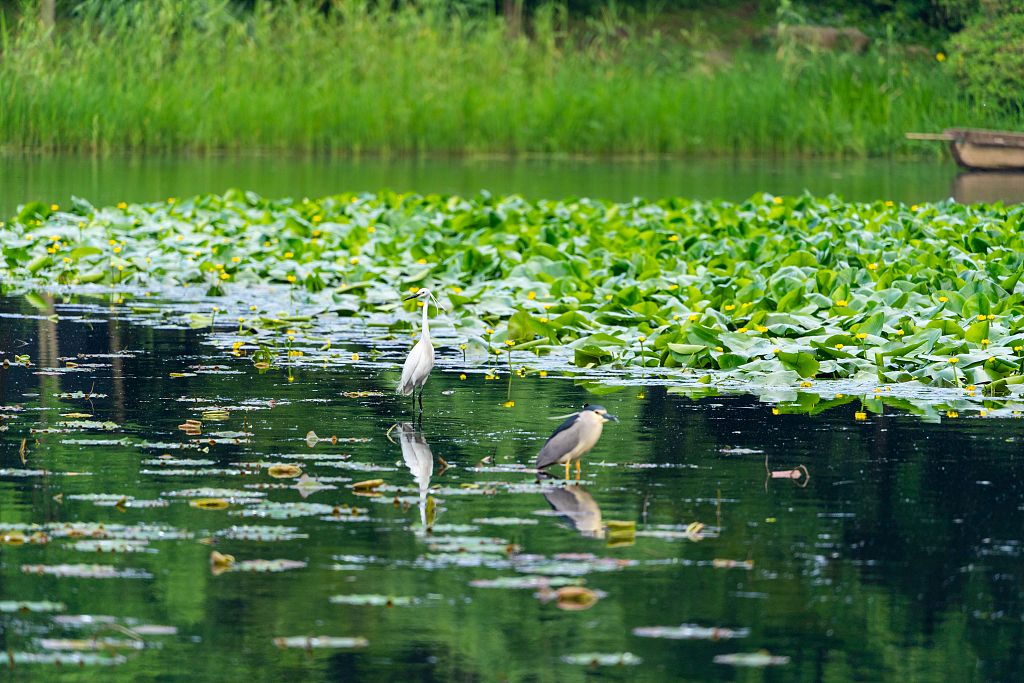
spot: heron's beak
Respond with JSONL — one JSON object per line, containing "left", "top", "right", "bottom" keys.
{"left": 402, "top": 293, "right": 419, "bottom": 302}
{"left": 603, "top": 414, "right": 619, "bottom": 423}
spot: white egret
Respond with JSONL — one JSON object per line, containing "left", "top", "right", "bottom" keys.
{"left": 397, "top": 288, "right": 441, "bottom": 407}
{"left": 535, "top": 405, "right": 619, "bottom": 479}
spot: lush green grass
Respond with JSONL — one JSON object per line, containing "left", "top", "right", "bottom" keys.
{"left": 0, "top": 0, "right": 1019, "bottom": 156}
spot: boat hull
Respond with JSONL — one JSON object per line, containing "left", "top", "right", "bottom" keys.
{"left": 948, "top": 128, "right": 1024, "bottom": 171}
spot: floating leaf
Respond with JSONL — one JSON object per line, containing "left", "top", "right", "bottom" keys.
{"left": 1, "top": 652, "right": 128, "bottom": 665}
{"left": 472, "top": 517, "right": 539, "bottom": 526}
{"left": 328, "top": 594, "right": 419, "bottom": 606}
{"left": 0, "top": 468, "right": 49, "bottom": 477}
{"left": 21, "top": 564, "right": 152, "bottom": 578}
{"left": 548, "top": 586, "right": 601, "bottom": 611}
{"left": 54, "top": 392, "right": 107, "bottom": 399}
{"left": 268, "top": 464, "right": 303, "bottom": 478}
{"left": 231, "top": 501, "right": 355, "bottom": 520}
{"left": 38, "top": 638, "right": 145, "bottom": 651}
{"left": 190, "top": 498, "right": 230, "bottom": 510}
{"left": 121, "top": 499, "right": 170, "bottom": 509}
{"left": 67, "top": 540, "right": 154, "bottom": 553}
{"left": 163, "top": 488, "right": 264, "bottom": 498}
{"left": 0, "top": 600, "right": 66, "bottom": 613}
{"left": 232, "top": 559, "right": 307, "bottom": 573}
{"left": 469, "top": 576, "right": 584, "bottom": 589}
{"left": 713, "top": 652, "right": 790, "bottom": 666}
{"left": 216, "top": 526, "right": 309, "bottom": 542}
{"left": 274, "top": 636, "right": 369, "bottom": 649}
{"left": 633, "top": 624, "right": 750, "bottom": 640}
{"left": 561, "top": 652, "right": 642, "bottom": 666}
{"left": 141, "top": 458, "right": 216, "bottom": 466}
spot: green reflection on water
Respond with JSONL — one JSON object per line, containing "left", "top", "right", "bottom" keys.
{"left": 0, "top": 155, "right": 968, "bottom": 217}
{"left": 0, "top": 294, "right": 1021, "bottom": 682}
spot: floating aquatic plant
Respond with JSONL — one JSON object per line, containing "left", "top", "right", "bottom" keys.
{"left": 561, "top": 652, "right": 642, "bottom": 666}
{"left": 67, "top": 540, "right": 155, "bottom": 553}
{"left": 633, "top": 624, "right": 750, "bottom": 640}
{"left": 230, "top": 559, "right": 307, "bottom": 573}
{"left": 216, "top": 526, "right": 309, "bottom": 542}
{"left": 21, "top": 564, "right": 152, "bottom": 579}
{"left": 469, "top": 576, "right": 585, "bottom": 589}
{"left": 472, "top": 517, "right": 539, "bottom": 526}
{"left": 713, "top": 652, "right": 791, "bottom": 666}
{"left": 328, "top": 594, "right": 419, "bottom": 606}
{"left": 273, "top": 636, "right": 369, "bottom": 649}
{"left": 0, "top": 600, "right": 66, "bottom": 613}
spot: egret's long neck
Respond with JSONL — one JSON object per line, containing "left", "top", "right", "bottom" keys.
{"left": 420, "top": 302, "right": 431, "bottom": 340}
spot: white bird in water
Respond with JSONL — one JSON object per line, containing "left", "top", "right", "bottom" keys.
{"left": 398, "top": 288, "right": 441, "bottom": 408}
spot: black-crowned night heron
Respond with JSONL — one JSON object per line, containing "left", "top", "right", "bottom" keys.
{"left": 535, "top": 405, "right": 618, "bottom": 479}
{"left": 543, "top": 485, "right": 603, "bottom": 538}
{"left": 397, "top": 289, "right": 441, "bottom": 406}
{"left": 397, "top": 422, "right": 432, "bottom": 526}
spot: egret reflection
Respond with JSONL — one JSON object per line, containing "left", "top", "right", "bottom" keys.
{"left": 543, "top": 485, "right": 604, "bottom": 539}
{"left": 398, "top": 422, "right": 433, "bottom": 525}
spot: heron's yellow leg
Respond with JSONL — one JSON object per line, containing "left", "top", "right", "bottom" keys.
{"left": 576, "top": 461, "right": 581, "bottom": 473}
{"left": 564, "top": 462, "right": 571, "bottom": 479}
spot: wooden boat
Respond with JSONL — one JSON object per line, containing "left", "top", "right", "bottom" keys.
{"left": 906, "top": 128, "right": 1024, "bottom": 170}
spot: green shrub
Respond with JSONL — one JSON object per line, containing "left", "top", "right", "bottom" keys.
{"left": 946, "top": 6, "right": 1024, "bottom": 114}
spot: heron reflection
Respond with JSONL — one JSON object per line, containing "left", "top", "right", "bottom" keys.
{"left": 543, "top": 485, "right": 604, "bottom": 539}
{"left": 398, "top": 422, "right": 433, "bottom": 525}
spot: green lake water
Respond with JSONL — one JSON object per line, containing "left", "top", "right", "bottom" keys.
{"left": 4, "top": 154, "right": 1024, "bottom": 216}
{"left": 1, "top": 291, "right": 1023, "bottom": 682}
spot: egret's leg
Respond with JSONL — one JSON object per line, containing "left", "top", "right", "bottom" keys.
{"left": 418, "top": 385, "right": 424, "bottom": 411}
{"left": 576, "top": 461, "right": 581, "bottom": 474}
{"left": 564, "top": 462, "right": 570, "bottom": 480}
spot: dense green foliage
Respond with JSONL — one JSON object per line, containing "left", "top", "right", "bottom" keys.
{"left": 946, "top": 5, "right": 1024, "bottom": 114}
{"left": 7, "top": 189, "right": 1024, "bottom": 394}
{"left": 0, "top": 0, "right": 1018, "bottom": 155}
{"left": 9, "top": 0, "right": 983, "bottom": 39}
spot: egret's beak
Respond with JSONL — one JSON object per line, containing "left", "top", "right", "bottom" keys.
{"left": 403, "top": 293, "right": 419, "bottom": 302}
{"left": 603, "top": 414, "right": 619, "bottom": 423}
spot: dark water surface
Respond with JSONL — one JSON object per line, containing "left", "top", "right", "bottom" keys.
{"left": 1, "top": 293, "right": 1023, "bottom": 681}
{"left": 5, "top": 154, "right": 1023, "bottom": 216}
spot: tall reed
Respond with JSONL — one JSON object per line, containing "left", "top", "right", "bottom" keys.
{"left": 0, "top": 0, "right": 1017, "bottom": 155}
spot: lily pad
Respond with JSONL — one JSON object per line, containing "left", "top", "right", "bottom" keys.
{"left": 469, "top": 576, "right": 585, "bottom": 589}
{"left": 713, "top": 652, "right": 791, "bottom": 666}
{"left": 633, "top": 624, "right": 750, "bottom": 640}
{"left": 163, "top": 488, "right": 265, "bottom": 498}
{"left": 0, "top": 600, "right": 66, "bottom": 613}
{"left": 231, "top": 502, "right": 354, "bottom": 519}
{"left": 216, "top": 526, "right": 309, "bottom": 541}
{"left": 561, "top": 652, "right": 643, "bottom": 666}
{"left": 328, "top": 594, "right": 419, "bottom": 606}
{"left": 472, "top": 517, "right": 539, "bottom": 526}
{"left": 21, "top": 564, "right": 152, "bottom": 578}
{"left": 231, "top": 559, "right": 308, "bottom": 573}
{"left": 273, "top": 636, "right": 369, "bottom": 649}
{"left": 67, "top": 540, "right": 155, "bottom": 553}
{"left": 1, "top": 652, "right": 127, "bottom": 665}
